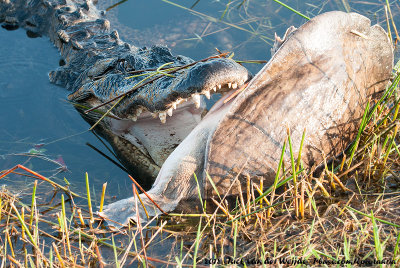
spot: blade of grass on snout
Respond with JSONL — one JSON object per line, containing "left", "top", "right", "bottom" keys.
{"left": 88, "top": 67, "right": 163, "bottom": 130}
{"left": 89, "top": 95, "right": 125, "bottom": 131}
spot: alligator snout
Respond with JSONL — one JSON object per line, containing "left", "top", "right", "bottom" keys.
{"left": 69, "top": 55, "right": 251, "bottom": 123}
{"left": 67, "top": 48, "right": 251, "bottom": 182}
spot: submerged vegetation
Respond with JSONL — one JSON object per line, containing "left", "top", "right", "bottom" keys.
{"left": 1, "top": 0, "right": 400, "bottom": 266}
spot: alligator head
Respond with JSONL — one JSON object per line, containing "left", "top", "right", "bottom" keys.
{"left": 100, "top": 11, "right": 393, "bottom": 225}
{"left": 68, "top": 50, "right": 252, "bottom": 186}
{"left": 0, "top": 0, "right": 251, "bottom": 186}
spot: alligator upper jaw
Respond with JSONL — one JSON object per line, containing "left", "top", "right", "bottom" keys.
{"left": 69, "top": 57, "right": 252, "bottom": 122}
{"left": 73, "top": 56, "right": 252, "bottom": 182}
{"left": 135, "top": 58, "right": 252, "bottom": 124}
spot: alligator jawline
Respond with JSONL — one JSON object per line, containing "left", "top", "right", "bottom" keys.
{"left": 113, "top": 79, "right": 244, "bottom": 123}
{"left": 98, "top": 82, "right": 241, "bottom": 184}
{"left": 0, "top": 0, "right": 251, "bottom": 183}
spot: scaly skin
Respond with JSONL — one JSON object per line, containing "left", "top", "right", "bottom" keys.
{"left": 0, "top": 0, "right": 251, "bottom": 181}
{"left": 100, "top": 12, "right": 393, "bottom": 226}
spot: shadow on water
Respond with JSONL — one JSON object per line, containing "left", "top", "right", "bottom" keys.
{"left": 0, "top": 0, "right": 399, "bottom": 265}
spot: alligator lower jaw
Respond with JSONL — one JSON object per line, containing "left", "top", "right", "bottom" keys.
{"left": 98, "top": 83, "right": 240, "bottom": 182}
{"left": 109, "top": 99, "right": 205, "bottom": 167}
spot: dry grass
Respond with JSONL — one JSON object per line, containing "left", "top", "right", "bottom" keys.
{"left": 1, "top": 0, "right": 400, "bottom": 267}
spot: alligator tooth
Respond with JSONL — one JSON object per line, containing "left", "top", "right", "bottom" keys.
{"left": 136, "top": 107, "right": 143, "bottom": 117}
{"left": 238, "top": 81, "right": 244, "bottom": 86}
{"left": 167, "top": 108, "right": 173, "bottom": 116}
{"left": 232, "top": 83, "right": 238, "bottom": 89}
{"left": 204, "top": 91, "right": 211, "bottom": 99}
{"left": 213, "top": 87, "right": 217, "bottom": 92}
{"left": 129, "top": 116, "right": 137, "bottom": 122}
{"left": 172, "top": 102, "right": 177, "bottom": 109}
{"left": 159, "top": 112, "right": 167, "bottom": 124}
{"left": 218, "top": 84, "right": 222, "bottom": 89}
{"left": 192, "top": 94, "right": 201, "bottom": 108}
{"left": 228, "top": 82, "right": 232, "bottom": 88}
{"left": 151, "top": 113, "right": 157, "bottom": 119}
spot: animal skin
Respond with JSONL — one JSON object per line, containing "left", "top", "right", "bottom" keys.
{"left": 0, "top": 0, "right": 251, "bottom": 185}
{"left": 100, "top": 12, "right": 393, "bottom": 225}
{"left": 0, "top": 0, "right": 393, "bottom": 225}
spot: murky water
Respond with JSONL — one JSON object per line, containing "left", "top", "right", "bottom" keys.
{"left": 0, "top": 0, "right": 399, "bottom": 264}
{"left": 0, "top": 30, "right": 132, "bottom": 201}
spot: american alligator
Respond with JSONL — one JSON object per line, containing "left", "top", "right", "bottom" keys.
{"left": 0, "top": 0, "right": 394, "bottom": 225}
{"left": 0, "top": 0, "right": 251, "bottom": 187}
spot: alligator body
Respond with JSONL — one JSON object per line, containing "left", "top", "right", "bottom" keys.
{"left": 0, "top": 1, "right": 394, "bottom": 225}
{"left": 0, "top": 0, "right": 251, "bottom": 186}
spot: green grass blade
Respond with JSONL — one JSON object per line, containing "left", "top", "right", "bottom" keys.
{"left": 271, "top": 0, "right": 310, "bottom": 20}
{"left": 112, "top": 235, "right": 120, "bottom": 268}
{"left": 29, "top": 180, "right": 37, "bottom": 228}
{"left": 193, "top": 173, "right": 205, "bottom": 212}
{"left": 193, "top": 217, "right": 203, "bottom": 267}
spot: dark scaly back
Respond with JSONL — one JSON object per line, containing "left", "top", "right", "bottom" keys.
{"left": 0, "top": 0, "right": 134, "bottom": 90}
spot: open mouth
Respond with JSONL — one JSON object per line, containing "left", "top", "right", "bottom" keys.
{"left": 69, "top": 56, "right": 252, "bottom": 182}
{"left": 129, "top": 79, "right": 247, "bottom": 124}
{"left": 69, "top": 57, "right": 251, "bottom": 119}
